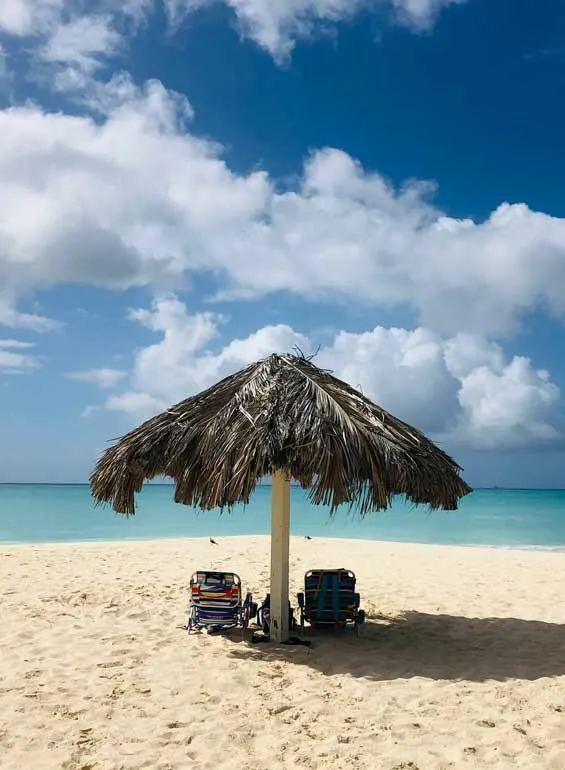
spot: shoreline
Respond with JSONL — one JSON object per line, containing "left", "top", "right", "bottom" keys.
{"left": 2, "top": 533, "right": 565, "bottom": 552}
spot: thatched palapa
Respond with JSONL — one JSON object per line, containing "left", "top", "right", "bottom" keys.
{"left": 91, "top": 352, "right": 471, "bottom": 513}
{"left": 90, "top": 352, "right": 471, "bottom": 642}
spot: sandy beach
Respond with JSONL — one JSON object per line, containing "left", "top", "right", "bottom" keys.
{"left": 1, "top": 536, "right": 565, "bottom": 770}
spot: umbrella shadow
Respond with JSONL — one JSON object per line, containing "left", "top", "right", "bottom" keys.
{"left": 228, "top": 611, "right": 565, "bottom": 682}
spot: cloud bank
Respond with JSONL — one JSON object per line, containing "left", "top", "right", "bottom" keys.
{"left": 3, "top": 0, "right": 563, "bottom": 456}
{"left": 97, "top": 296, "right": 563, "bottom": 451}
{"left": 2, "top": 79, "right": 565, "bottom": 336}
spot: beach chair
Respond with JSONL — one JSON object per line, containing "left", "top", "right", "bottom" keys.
{"left": 297, "top": 568, "right": 365, "bottom": 635}
{"left": 187, "top": 571, "right": 255, "bottom": 637}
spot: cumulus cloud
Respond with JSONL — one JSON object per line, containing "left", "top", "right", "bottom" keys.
{"left": 99, "top": 296, "right": 563, "bottom": 451}
{"left": 166, "top": 0, "right": 467, "bottom": 60}
{"left": 0, "top": 338, "right": 39, "bottom": 374}
{"left": 110, "top": 295, "right": 308, "bottom": 408}
{"left": 316, "top": 328, "right": 562, "bottom": 450}
{"left": 2, "top": 80, "right": 565, "bottom": 336}
{"left": 65, "top": 368, "right": 127, "bottom": 388}
{"left": 456, "top": 359, "right": 561, "bottom": 449}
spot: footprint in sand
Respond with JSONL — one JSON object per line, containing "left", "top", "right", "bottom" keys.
{"left": 24, "top": 670, "right": 43, "bottom": 679}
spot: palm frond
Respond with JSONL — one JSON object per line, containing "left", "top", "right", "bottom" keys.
{"left": 90, "top": 353, "right": 472, "bottom": 515}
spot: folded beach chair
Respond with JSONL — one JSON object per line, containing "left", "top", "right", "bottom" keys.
{"left": 256, "top": 593, "right": 296, "bottom": 636}
{"left": 297, "top": 568, "right": 365, "bottom": 635}
{"left": 187, "top": 571, "right": 255, "bottom": 637}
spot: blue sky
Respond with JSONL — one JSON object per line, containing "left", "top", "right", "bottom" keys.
{"left": 1, "top": 0, "right": 565, "bottom": 486}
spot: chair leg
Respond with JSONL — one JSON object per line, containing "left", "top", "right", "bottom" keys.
{"left": 242, "top": 605, "right": 250, "bottom": 640}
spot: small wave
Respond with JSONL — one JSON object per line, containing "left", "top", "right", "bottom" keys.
{"left": 459, "top": 542, "right": 565, "bottom": 552}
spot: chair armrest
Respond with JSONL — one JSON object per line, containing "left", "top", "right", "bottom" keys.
{"left": 297, "top": 592, "right": 305, "bottom": 609}
{"left": 354, "top": 592, "right": 360, "bottom": 609}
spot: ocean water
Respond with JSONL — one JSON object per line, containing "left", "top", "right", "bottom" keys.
{"left": 1, "top": 484, "right": 565, "bottom": 548}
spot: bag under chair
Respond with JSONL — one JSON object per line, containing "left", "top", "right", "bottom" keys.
{"left": 256, "top": 592, "right": 296, "bottom": 636}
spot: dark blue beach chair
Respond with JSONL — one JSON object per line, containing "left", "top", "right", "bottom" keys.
{"left": 297, "top": 568, "right": 365, "bottom": 635}
{"left": 187, "top": 571, "right": 254, "bottom": 637}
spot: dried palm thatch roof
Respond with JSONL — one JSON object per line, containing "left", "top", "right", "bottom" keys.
{"left": 90, "top": 353, "right": 472, "bottom": 516}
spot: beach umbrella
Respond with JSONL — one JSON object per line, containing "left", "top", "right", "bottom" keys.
{"left": 90, "top": 352, "right": 472, "bottom": 642}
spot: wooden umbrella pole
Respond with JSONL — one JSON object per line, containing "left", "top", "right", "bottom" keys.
{"left": 270, "top": 469, "right": 291, "bottom": 643}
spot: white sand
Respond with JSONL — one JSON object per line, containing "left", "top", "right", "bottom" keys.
{"left": 1, "top": 536, "right": 565, "bottom": 770}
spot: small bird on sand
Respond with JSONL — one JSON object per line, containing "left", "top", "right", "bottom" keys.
{"left": 209, "top": 538, "right": 219, "bottom": 545}
{"left": 305, "top": 535, "right": 312, "bottom": 540}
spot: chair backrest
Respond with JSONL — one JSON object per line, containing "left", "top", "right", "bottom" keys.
{"left": 190, "top": 571, "right": 242, "bottom": 608}
{"left": 304, "top": 569, "right": 357, "bottom": 622}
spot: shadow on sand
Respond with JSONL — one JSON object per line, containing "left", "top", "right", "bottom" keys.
{"left": 227, "top": 611, "right": 565, "bottom": 682}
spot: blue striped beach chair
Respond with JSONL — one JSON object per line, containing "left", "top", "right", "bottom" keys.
{"left": 297, "top": 568, "right": 365, "bottom": 635}
{"left": 187, "top": 571, "right": 254, "bottom": 637}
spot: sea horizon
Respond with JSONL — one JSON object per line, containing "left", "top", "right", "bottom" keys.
{"left": 1, "top": 484, "right": 565, "bottom": 548}
{"left": 2, "top": 481, "right": 565, "bottom": 491}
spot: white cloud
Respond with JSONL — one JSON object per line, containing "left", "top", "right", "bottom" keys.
{"left": 66, "top": 367, "right": 127, "bottom": 388}
{"left": 0, "top": 0, "right": 150, "bottom": 40}
{"left": 100, "top": 296, "right": 563, "bottom": 450}
{"left": 0, "top": 302, "right": 63, "bottom": 332}
{"left": 316, "top": 326, "right": 461, "bottom": 434}
{"left": 391, "top": 0, "right": 465, "bottom": 28}
{"left": 106, "top": 390, "right": 168, "bottom": 418}
{"left": 39, "top": 14, "right": 122, "bottom": 77}
{"left": 0, "top": 0, "right": 466, "bottom": 96}
{"left": 316, "top": 328, "right": 562, "bottom": 450}
{"left": 0, "top": 1, "right": 149, "bottom": 96}
{"left": 0, "top": 0, "right": 63, "bottom": 37}
{"left": 0, "top": 44, "right": 10, "bottom": 85}
{"left": 166, "top": 0, "right": 466, "bottom": 60}
{"left": 0, "top": 339, "right": 39, "bottom": 374}
{"left": 81, "top": 404, "right": 100, "bottom": 418}
{"left": 455, "top": 357, "right": 561, "bottom": 449}
{"left": 0, "top": 338, "right": 34, "bottom": 348}
{"left": 121, "top": 295, "right": 308, "bottom": 407}
{"left": 0, "top": 0, "right": 468, "bottom": 110}
{"left": 113, "top": 0, "right": 154, "bottom": 24}
{"left": 2, "top": 81, "right": 565, "bottom": 337}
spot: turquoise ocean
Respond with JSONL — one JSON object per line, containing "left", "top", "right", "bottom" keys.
{"left": 1, "top": 484, "right": 565, "bottom": 548}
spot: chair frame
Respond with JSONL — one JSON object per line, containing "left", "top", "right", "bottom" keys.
{"left": 187, "top": 571, "right": 254, "bottom": 638}
{"left": 297, "top": 568, "right": 365, "bottom": 636}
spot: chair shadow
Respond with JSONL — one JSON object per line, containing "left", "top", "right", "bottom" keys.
{"left": 226, "top": 611, "right": 565, "bottom": 682}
